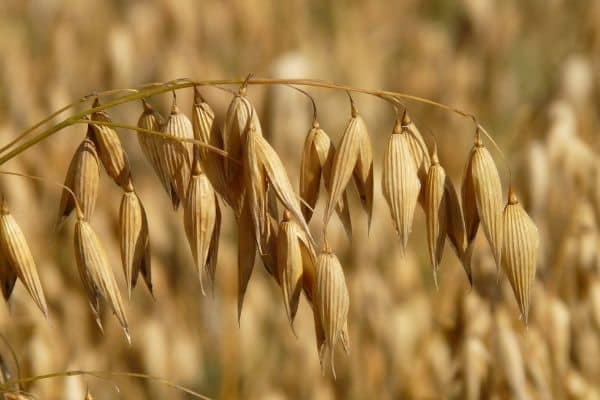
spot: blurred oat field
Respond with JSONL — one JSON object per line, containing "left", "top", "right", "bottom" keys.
{"left": 0, "top": 1, "right": 599, "bottom": 399}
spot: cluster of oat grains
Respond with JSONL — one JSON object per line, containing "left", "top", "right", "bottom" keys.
{"left": 0, "top": 79, "right": 539, "bottom": 377}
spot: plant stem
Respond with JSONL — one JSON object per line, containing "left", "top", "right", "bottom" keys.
{"left": 0, "top": 78, "right": 481, "bottom": 165}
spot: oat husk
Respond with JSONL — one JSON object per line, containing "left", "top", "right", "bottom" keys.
{"left": 161, "top": 99, "right": 193, "bottom": 209}
{"left": 137, "top": 100, "right": 170, "bottom": 196}
{"left": 300, "top": 122, "right": 352, "bottom": 236}
{"left": 277, "top": 211, "right": 315, "bottom": 328}
{"left": 223, "top": 92, "right": 262, "bottom": 213}
{"left": 119, "top": 182, "right": 152, "bottom": 298}
{"left": 382, "top": 121, "right": 421, "bottom": 250}
{"left": 57, "top": 135, "right": 99, "bottom": 228}
{"left": 445, "top": 176, "right": 470, "bottom": 283}
{"left": 402, "top": 110, "right": 431, "bottom": 205}
{"left": 425, "top": 147, "right": 447, "bottom": 286}
{"left": 324, "top": 101, "right": 373, "bottom": 231}
{"left": 244, "top": 117, "right": 314, "bottom": 247}
{"left": 315, "top": 245, "right": 349, "bottom": 378}
{"left": 74, "top": 218, "right": 129, "bottom": 341}
{"left": 502, "top": 188, "right": 539, "bottom": 322}
{"left": 184, "top": 159, "right": 220, "bottom": 295}
{"left": 0, "top": 198, "right": 47, "bottom": 316}
{"left": 470, "top": 130, "right": 504, "bottom": 270}
{"left": 90, "top": 99, "right": 132, "bottom": 188}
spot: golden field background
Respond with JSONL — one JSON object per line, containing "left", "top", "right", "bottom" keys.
{"left": 0, "top": 0, "right": 599, "bottom": 399}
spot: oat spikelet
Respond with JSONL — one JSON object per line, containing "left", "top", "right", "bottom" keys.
{"left": 237, "top": 197, "right": 256, "bottom": 322}
{"left": 0, "top": 199, "right": 47, "bottom": 316}
{"left": 243, "top": 123, "right": 269, "bottom": 251}
{"left": 247, "top": 120, "right": 314, "bottom": 246}
{"left": 470, "top": 129, "right": 504, "bottom": 270}
{"left": 353, "top": 113, "right": 374, "bottom": 228}
{"left": 90, "top": 99, "right": 132, "bottom": 188}
{"left": 161, "top": 98, "right": 193, "bottom": 208}
{"left": 315, "top": 245, "right": 349, "bottom": 379}
{"left": 445, "top": 177, "right": 470, "bottom": 283}
{"left": 191, "top": 87, "right": 215, "bottom": 157}
{"left": 502, "top": 188, "right": 539, "bottom": 323}
{"left": 184, "top": 159, "right": 219, "bottom": 295}
{"left": 277, "top": 211, "right": 314, "bottom": 328}
{"left": 402, "top": 110, "right": 431, "bottom": 204}
{"left": 119, "top": 182, "right": 152, "bottom": 299}
{"left": 57, "top": 135, "right": 99, "bottom": 228}
{"left": 137, "top": 100, "right": 170, "bottom": 196}
{"left": 324, "top": 101, "right": 373, "bottom": 230}
{"left": 425, "top": 146, "right": 447, "bottom": 286}
{"left": 300, "top": 122, "right": 352, "bottom": 236}
{"left": 223, "top": 91, "right": 262, "bottom": 212}
{"left": 382, "top": 121, "right": 421, "bottom": 249}
{"left": 461, "top": 140, "right": 480, "bottom": 276}
{"left": 300, "top": 122, "right": 328, "bottom": 222}
{"left": 190, "top": 89, "right": 230, "bottom": 210}
{"left": 74, "top": 217, "right": 129, "bottom": 341}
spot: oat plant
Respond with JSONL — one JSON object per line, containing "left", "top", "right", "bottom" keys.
{"left": 0, "top": 77, "right": 539, "bottom": 379}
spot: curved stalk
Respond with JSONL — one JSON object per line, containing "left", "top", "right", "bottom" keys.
{"left": 0, "top": 78, "right": 485, "bottom": 165}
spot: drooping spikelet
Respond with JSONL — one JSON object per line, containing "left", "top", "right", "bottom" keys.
{"left": 184, "top": 158, "right": 220, "bottom": 295}
{"left": 0, "top": 198, "right": 47, "bottom": 316}
{"left": 74, "top": 216, "right": 129, "bottom": 341}
{"left": 445, "top": 177, "right": 470, "bottom": 283}
{"left": 243, "top": 122, "right": 269, "bottom": 251}
{"left": 461, "top": 140, "right": 480, "bottom": 275}
{"left": 119, "top": 181, "right": 152, "bottom": 298}
{"left": 300, "top": 122, "right": 330, "bottom": 222}
{"left": 462, "top": 129, "right": 503, "bottom": 273}
{"left": 315, "top": 245, "right": 349, "bottom": 378}
{"left": 89, "top": 99, "right": 132, "bottom": 189}
{"left": 223, "top": 89, "right": 262, "bottom": 214}
{"left": 299, "top": 121, "right": 351, "bottom": 236}
{"left": 57, "top": 135, "right": 99, "bottom": 228}
{"left": 402, "top": 110, "right": 431, "bottom": 205}
{"left": 137, "top": 99, "right": 170, "bottom": 196}
{"left": 191, "top": 87, "right": 215, "bottom": 157}
{"left": 161, "top": 97, "right": 193, "bottom": 209}
{"left": 324, "top": 100, "right": 373, "bottom": 231}
{"left": 191, "top": 87, "right": 230, "bottom": 210}
{"left": 382, "top": 121, "right": 421, "bottom": 249}
{"left": 277, "top": 211, "right": 315, "bottom": 328}
{"left": 502, "top": 188, "right": 539, "bottom": 322}
{"left": 425, "top": 146, "right": 447, "bottom": 286}
{"left": 470, "top": 130, "right": 504, "bottom": 270}
{"left": 244, "top": 115, "right": 314, "bottom": 247}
